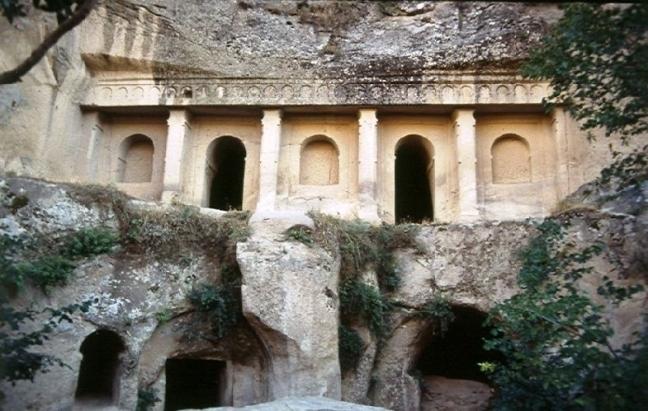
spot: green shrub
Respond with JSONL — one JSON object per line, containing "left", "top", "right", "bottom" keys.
{"left": 0, "top": 226, "right": 118, "bottom": 295}
{"left": 121, "top": 205, "right": 250, "bottom": 262}
{"left": 0, "top": 298, "right": 94, "bottom": 398}
{"left": 484, "top": 217, "right": 647, "bottom": 410}
{"left": 339, "top": 280, "right": 391, "bottom": 337}
{"left": 64, "top": 227, "right": 118, "bottom": 258}
{"left": 0, "top": 235, "right": 27, "bottom": 292}
{"left": 311, "top": 214, "right": 423, "bottom": 371}
{"left": 188, "top": 282, "right": 241, "bottom": 338}
{"left": 284, "top": 225, "right": 314, "bottom": 246}
{"left": 311, "top": 214, "right": 421, "bottom": 292}
{"left": 374, "top": 223, "right": 422, "bottom": 292}
{"left": 155, "top": 309, "right": 173, "bottom": 324}
{"left": 417, "top": 296, "right": 455, "bottom": 335}
{"left": 15, "top": 255, "right": 76, "bottom": 292}
{"left": 9, "top": 194, "right": 28, "bottom": 214}
{"left": 339, "top": 325, "right": 365, "bottom": 372}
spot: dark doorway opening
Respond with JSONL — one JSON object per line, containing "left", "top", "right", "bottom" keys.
{"left": 395, "top": 136, "right": 433, "bottom": 223}
{"left": 416, "top": 306, "right": 501, "bottom": 383}
{"left": 75, "top": 330, "right": 125, "bottom": 405}
{"left": 209, "top": 137, "right": 246, "bottom": 210}
{"left": 164, "top": 358, "right": 225, "bottom": 411}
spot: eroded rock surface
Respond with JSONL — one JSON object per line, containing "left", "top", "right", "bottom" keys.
{"left": 421, "top": 376, "right": 492, "bottom": 411}
{"left": 1, "top": 176, "right": 646, "bottom": 411}
{"left": 195, "top": 395, "right": 389, "bottom": 410}
{"left": 237, "top": 216, "right": 342, "bottom": 399}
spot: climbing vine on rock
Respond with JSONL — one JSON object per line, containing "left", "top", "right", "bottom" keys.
{"left": 309, "top": 213, "right": 429, "bottom": 372}
{"left": 522, "top": 3, "right": 648, "bottom": 142}
{"left": 0, "top": 225, "right": 117, "bottom": 399}
{"left": 187, "top": 264, "right": 243, "bottom": 339}
{"left": 522, "top": 2, "right": 648, "bottom": 203}
{"left": 483, "top": 3, "right": 648, "bottom": 407}
{"left": 482, "top": 217, "right": 647, "bottom": 410}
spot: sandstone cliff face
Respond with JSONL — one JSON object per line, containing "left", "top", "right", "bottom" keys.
{"left": 237, "top": 217, "right": 342, "bottom": 399}
{"left": 1, "top": 2, "right": 646, "bottom": 410}
{"left": 1, "top": 176, "right": 645, "bottom": 410}
{"left": 0, "top": 0, "right": 564, "bottom": 180}
{"left": 82, "top": 0, "right": 560, "bottom": 77}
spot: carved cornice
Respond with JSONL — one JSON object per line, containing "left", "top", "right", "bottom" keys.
{"left": 82, "top": 75, "right": 551, "bottom": 107}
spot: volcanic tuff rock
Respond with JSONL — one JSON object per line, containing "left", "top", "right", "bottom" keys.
{"left": 83, "top": 0, "right": 560, "bottom": 78}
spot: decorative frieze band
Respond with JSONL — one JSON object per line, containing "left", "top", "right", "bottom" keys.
{"left": 83, "top": 78, "right": 551, "bottom": 107}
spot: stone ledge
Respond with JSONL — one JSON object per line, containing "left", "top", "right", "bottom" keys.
{"left": 82, "top": 75, "right": 550, "bottom": 107}
{"left": 191, "top": 396, "right": 389, "bottom": 410}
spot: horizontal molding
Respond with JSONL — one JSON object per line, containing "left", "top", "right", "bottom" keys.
{"left": 82, "top": 76, "right": 551, "bottom": 107}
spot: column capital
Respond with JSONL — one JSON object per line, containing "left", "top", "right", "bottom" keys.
{"left": 167, "top": 109, "right": 191, "bottom": 128}
{"left": 550, "top": 106, "right": 566, "bottom": 123}
{"left": 262, "top": 109, "right": 283, "bottom": 126}
{"left": 451, "top": 108, "right": 476, "bottom": 124}
{"left": 86, "top": 110, "right": 107, "bottom": 124}
{"left": 358, "top": 108, "right": 378, "bottom": 125}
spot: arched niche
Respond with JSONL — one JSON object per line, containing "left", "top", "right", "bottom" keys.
{"left": 206, "top": 136, "right": 246, "bottom": 210}
{"left": 491, "top": 134, "right": 531, "bottom": 184}
{"left": 74, "top": 329, "right": 125, "bottom": 406}
{"left": 117, "top": 134, "right": 154, "bottom": 183}
{"left": 299, "top": 135, "right": 340, "bottom": 185}
{"left": 395, "top": 135, "right": 434, "bottom": 223}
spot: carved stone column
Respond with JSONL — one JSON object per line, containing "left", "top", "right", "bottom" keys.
{"left": 84, "top": 112, "right": 104, "bottom": 182}
{"left": 162, "top": 109, "right": 191, "bottom": 202}
{"left": 551, "top": 107, "right": 571, "bottom": 200}
{"left": 357, "top": 109, "right": 380, "bottom": 222}
{"left": 452, "top": 109, "right": 479, "bottom": 222}
{"left": 256, "top": 109, "right": 282, "bottom": 212}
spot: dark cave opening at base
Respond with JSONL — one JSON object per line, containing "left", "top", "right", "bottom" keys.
{"left": 416, "top": 306, "right": 502, "bottom": 383}
{"left": 164, "top": 358, "right": 226, "bottom": 411}
{"left": 75, "top": 330, "right": 125, "bottom": 405}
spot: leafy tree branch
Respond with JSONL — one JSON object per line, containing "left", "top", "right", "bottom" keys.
{"left": 0, "top": 0, "right": 98, "bottom": 85}
{"left": 522, "top": 3, "right": 648, "bottom": 142}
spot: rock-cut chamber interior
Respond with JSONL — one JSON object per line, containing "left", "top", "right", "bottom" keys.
{"left": 74, "top": 329, "right": 125, "bottom": 406}
{"left": 164, "top": 358, "right": 226, "bottom": 411}
{"left": 414, "top": 306, "right": 503, "bottom": 410}
{"left": 395, "top": 135, "right": 434, "bottom": 223}
{"left": 207, "top": 136, "right": 246, "bottom": 210}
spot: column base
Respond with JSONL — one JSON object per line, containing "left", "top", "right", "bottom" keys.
{"left": 457, "top": 212, "right": 480, "bottom": 223}
{"left": 357, "top": 204, "right": 381, "bottom": 223}
{"left": 161, "top": 190, "right": 182, "bottom": 204}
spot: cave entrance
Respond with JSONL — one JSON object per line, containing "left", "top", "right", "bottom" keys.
{"left": 74, "top": 330, "right": 125, "bottom": 406}
{"left": 208, "top": 136, "right": 246, "bottom": 210}
{"left": 395, "top": 135, "right": 434, "bottom": 223}
{"left": 164, "top": 358, "right": 226, "bottom": 411}
{"left": 415, "top": 306, "right": 501, "bottom": 410}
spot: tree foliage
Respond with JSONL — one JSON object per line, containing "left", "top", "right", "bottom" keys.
{"left": 482, "top": 219, "right": 647, "bottom": 410}
{"left": 187, "top": 265, "right": 243, "bottom": 339}
{"left": 2, "top": 0, "right": 84, "bottom": 23}
{"left": 0, "top": 0, "right": 98, "bottom": 84}
{"left": 0, "top": 225, "right": 115, "bottom": 398}
{"left": 522, "top": 3, "right": 648, "bottom": 142}
{"left": 483, "top": 4, "right": 648, "bottom": 408}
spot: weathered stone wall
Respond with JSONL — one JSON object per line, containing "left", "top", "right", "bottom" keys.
{"left": 0, "top": 0, "right": 627, "bottom": 194}
{"left": 1, "top": 2, "right": 646, "bottom": 410}
{"left": 1, "top": 176, "right": 645, "bottom": 410}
